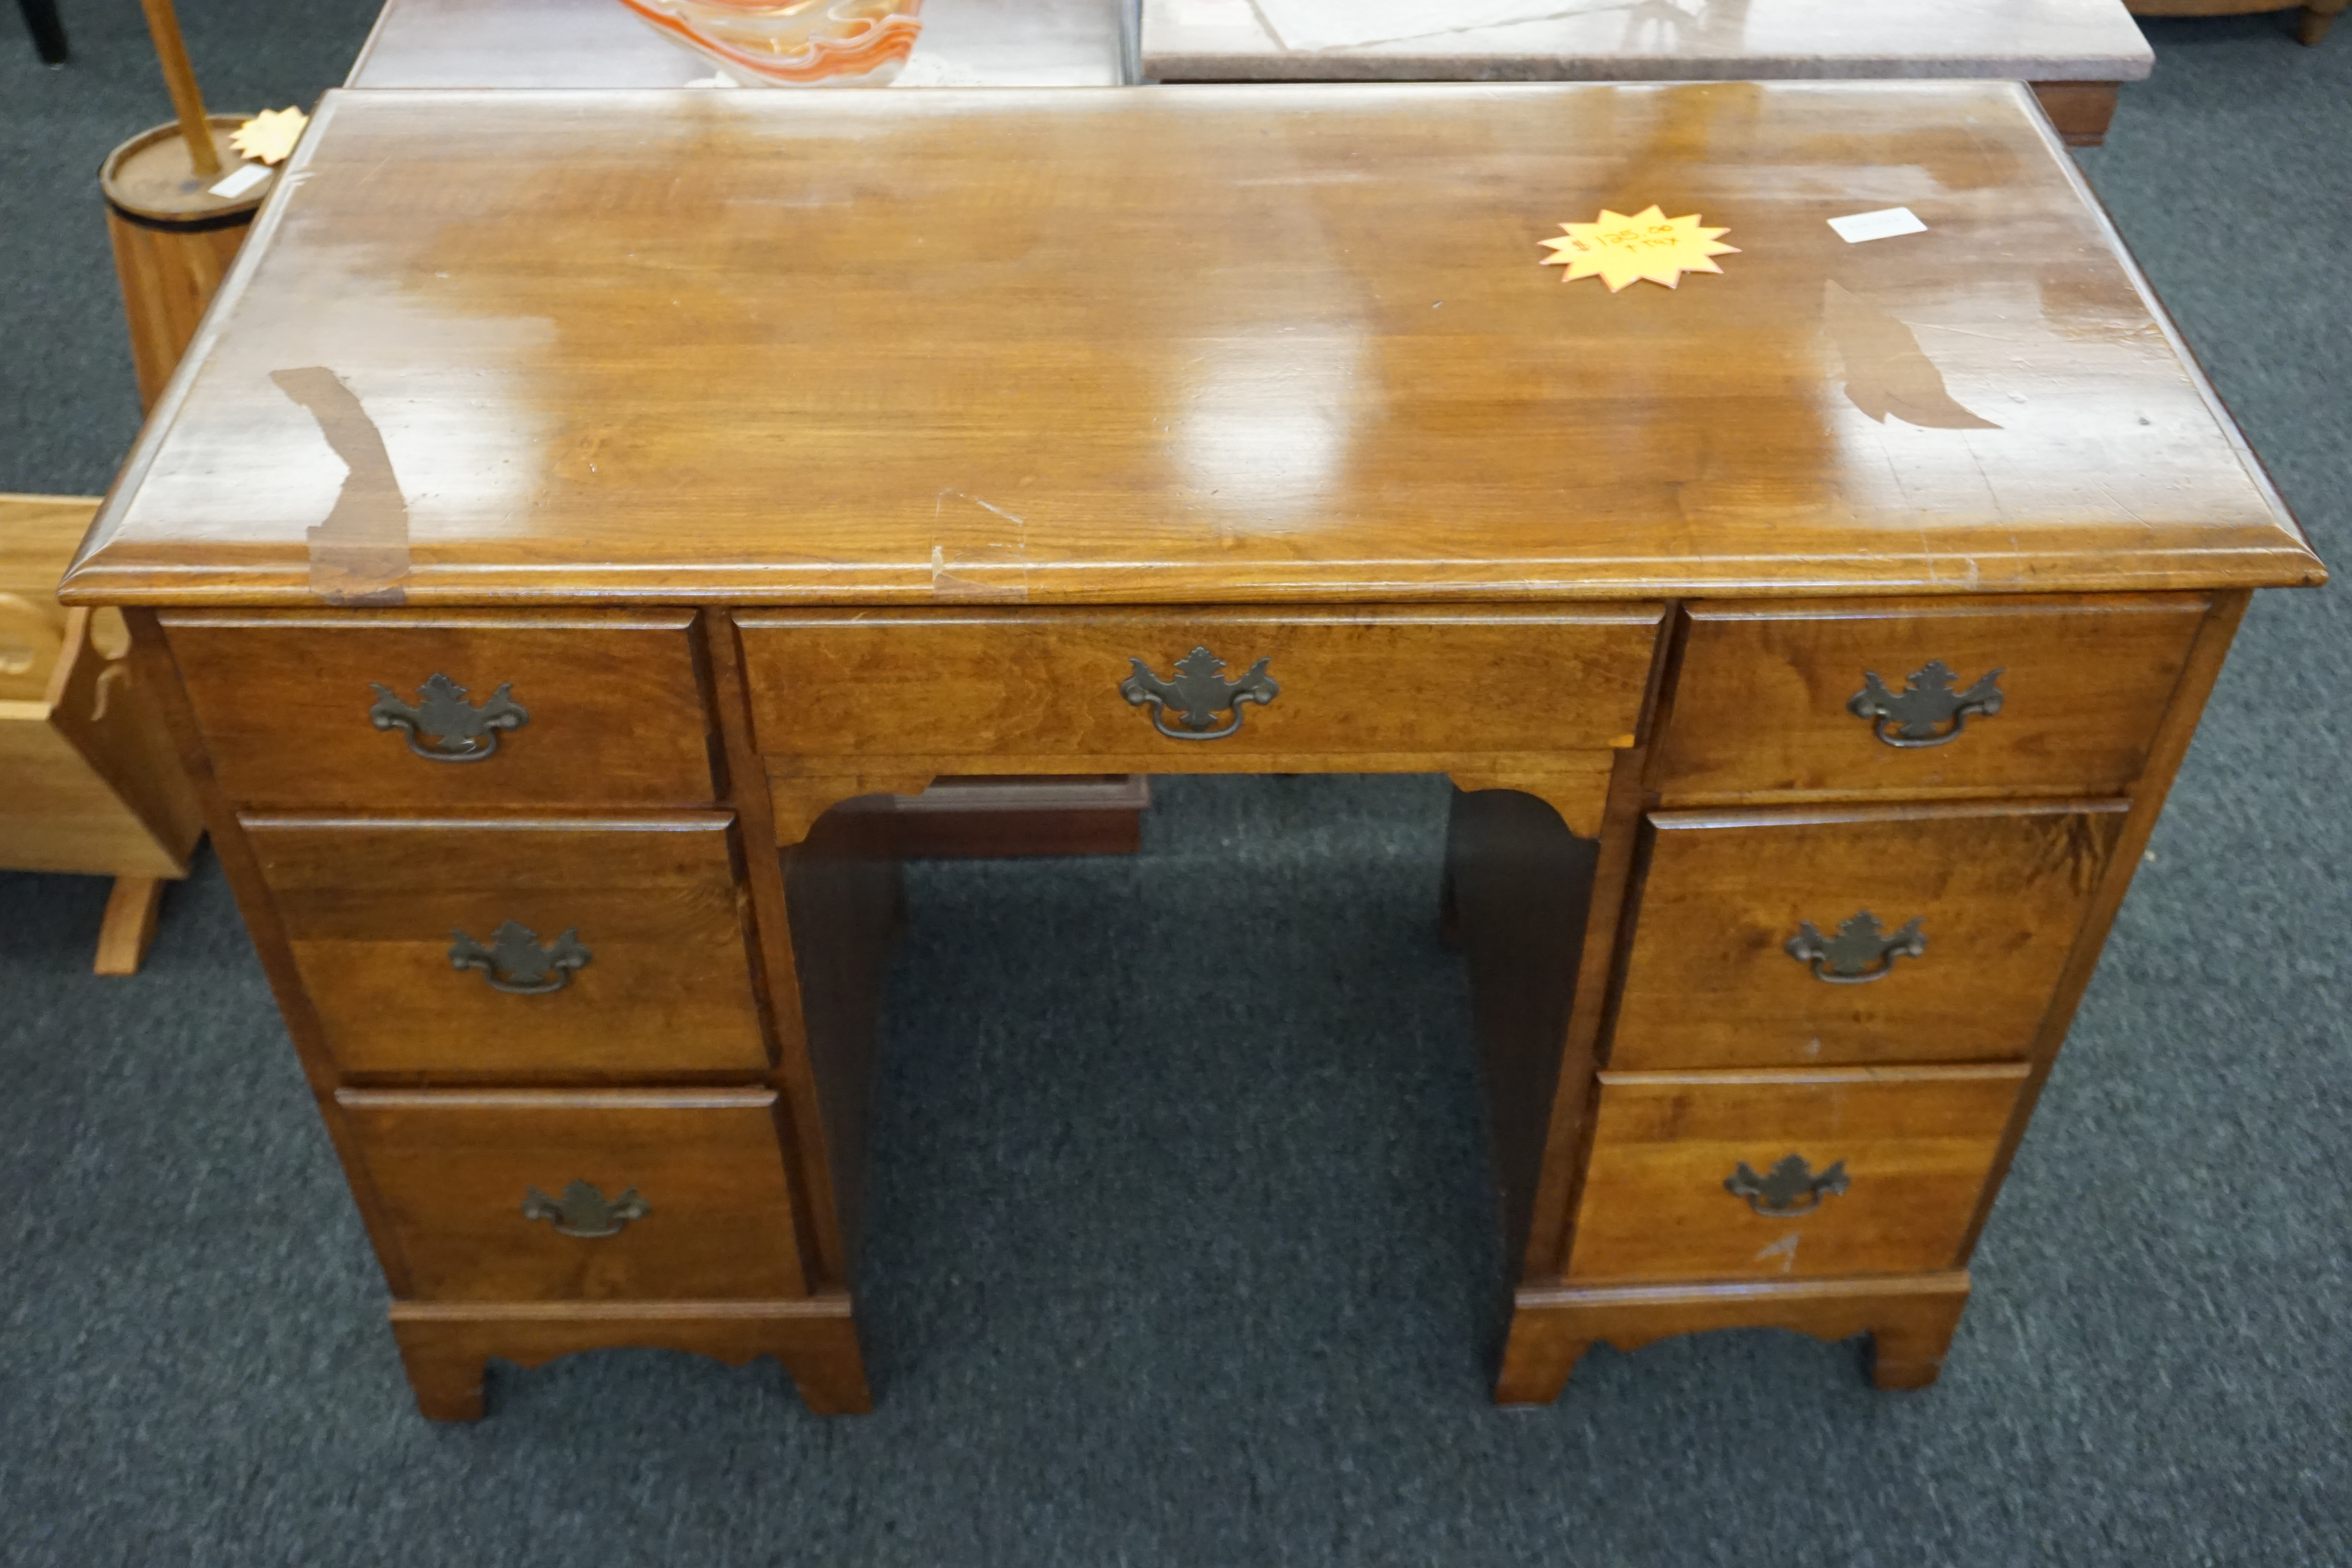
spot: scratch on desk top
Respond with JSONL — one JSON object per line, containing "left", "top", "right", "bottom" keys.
{"left": 271, "top": 367, "right": 412, "bottom": 606}
{"left": 1822, "top": 282, "right": 2001, "bottom": 432}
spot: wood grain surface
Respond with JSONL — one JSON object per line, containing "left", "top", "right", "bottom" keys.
{"left": 734, "top": 606, "right": 1660, "bottom": 761}
{"left": 62, "top": 83, "right": 2318, "bottom": 609}
{"left": 1565, "top": 1064, "right": 2027, "bottom": 1283}
{"left": 0, "top": 497, "right": 201, "bottom": 880}
{"left": 1648, "top": 594, "right": 2211, "bottom": 802}
{"left": 338, "top": 1089, "right": 811, "bottom": 1301}
{"left": 248, "top": 815, "right": 772, "bottom": 1081}
{"left": 162, "top": 609, "right": 719, "bottom": 808}
{"left": 1606, "top": 800, "right": 2130, "bottom": 1069}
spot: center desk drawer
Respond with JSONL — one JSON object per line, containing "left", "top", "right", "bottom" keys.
{"left": 1651, "top": 595, "right": 2210, "bottom": 800}
{"left": 1608, "top": 800, "right": 2131, "bottom": 1071}
{"left": 337, "top": 1089, "right": 808, "bottom": 1301}
{"left": 731, "top": 607, "right": 1663, "bottom": 762}
{"left": 161, "top": 610, "right": 718, "bottom": 809}
{"left": 1567, "top": 1065, "right": 2029, "bottom": 1285}
{"left": 248, "top": 816, "right": 771, "bottom": 1080}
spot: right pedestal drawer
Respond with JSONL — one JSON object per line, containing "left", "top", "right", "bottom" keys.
{"left": 1650, "top": 595, "right": 2209, "bottom": 802}
{"left": 1606, "top": 800, "right": 2131, "bottom": 1071}
{"left": 1565, "top": 1065, "right": 2030, "bottom": 1285}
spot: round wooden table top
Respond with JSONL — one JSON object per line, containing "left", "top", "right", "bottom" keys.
{"left": 101, "top": 117, "right": 272, "bottom": 227}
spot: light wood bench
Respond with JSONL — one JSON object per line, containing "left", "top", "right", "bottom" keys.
{"left": 0, "top": 495, "right": 201, "bottom": 971}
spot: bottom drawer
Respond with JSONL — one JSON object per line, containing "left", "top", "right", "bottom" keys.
{"left": 339, "top": 1090, "right": 808, "bottom": 1301}
{"left": 1566, "top": 1065, "right": 2028, "bottom": 1284}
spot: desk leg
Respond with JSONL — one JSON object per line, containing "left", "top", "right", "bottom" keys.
{"left": 1498, "top": 1274, "right": 1972, "bottom": 1402}
{"left": 1445, "top": 781, "right": 1604, "bottom": 1283}
{"left": 389, "top": 1299, "right": 872, "bottom": 1421}
{"left": 2301, "top": 0, "right": 2343, "bottom": 43}
{"left": 1447, "top": 750, "right": 1642, "bottom": 1282}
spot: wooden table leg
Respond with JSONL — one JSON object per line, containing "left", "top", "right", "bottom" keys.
{"left": 2028, "top": 81, "right": 2120, "bottom": 147}
{"left": 2301, "top": 0, "right": 2344, "bottom": 43}
{"left": 93, "top": 875, "right": 165, "bottom": 975}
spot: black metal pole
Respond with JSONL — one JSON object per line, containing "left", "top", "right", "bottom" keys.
{"left": 18, "top": 0, "right": 69, "bottom": 65}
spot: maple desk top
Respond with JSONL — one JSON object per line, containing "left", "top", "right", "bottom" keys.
{"left": 1141, "top": 0, "right": 2154, "bottom": 84}
{"left": 65, "top": 83, "right": 2318, "bottom": 608}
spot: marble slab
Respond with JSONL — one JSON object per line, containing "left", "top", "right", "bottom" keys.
{"left": 1142, "top": 0, "right": 2153, "bottom": 83}
{"left": 348, "top": 0, "right": 1128, "bottom": 89}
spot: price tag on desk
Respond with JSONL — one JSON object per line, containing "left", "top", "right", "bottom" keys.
{"left": 1539, "top": 205, "right": 1739, "bottom": 292}
{"left": 1828, "top": 207, "right": 1929, "bottom": 244}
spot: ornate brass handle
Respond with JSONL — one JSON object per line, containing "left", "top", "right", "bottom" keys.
{"left": 1726, "top": 1154, "right": 1848, "bottom": 1218}
{"left": 523, "top": 1180, "right": 647, "bottom": 1238}
{"left": 1120, "top": 646, "right": 1278, "bottom": 741}
{"left": 368, "top": 672, "right": 529, "bottom": 761}
{"left": 450, "top": 921, "right": 590, "bottom": 995}
{"left": 1847, "top": 659, "right": 2003, "bottom": 748}
{"left": 1785, "top": 909, "right": 1925, "bottom": 984}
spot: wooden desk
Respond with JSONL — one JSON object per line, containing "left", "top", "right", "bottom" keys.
{"left": 348, "top": 0, "right": 1146, "bottom": 854}
{"left": 64, "top": 82, "right": 2320, "bottom": 1420}
{"left": 1140, "top": 0, "right": 2155, "bottom": 144}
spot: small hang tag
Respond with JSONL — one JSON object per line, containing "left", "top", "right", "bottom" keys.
{"left": 207, "top": 162, "right": 272, "bottom": 199}
{"left": 1828, "top": 207, "right": 1928, "bottom": 244}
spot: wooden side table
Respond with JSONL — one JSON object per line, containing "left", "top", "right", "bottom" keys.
{"left": 63, "top": 82, "right": 2321, "bottom": 1419}
{"left": 2126, "top": 0, "right": 2341, "bottom": 45}
{"left": 1, "top": 495, "right": 203, "bottom": 972}
{"left": 1141, "top": 0, "right": 2157, "bottom": 144}
{"left": 347, "top": 0, "right": 1129, "bottom": 87}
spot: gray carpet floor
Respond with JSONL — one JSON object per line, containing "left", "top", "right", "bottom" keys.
{"left": 4, "top": 5, "right": 2349, "bottom": 1563}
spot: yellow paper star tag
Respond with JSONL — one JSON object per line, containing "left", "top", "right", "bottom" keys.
{"left": 230, "top": 107, "right": 310, "bottom": 167}
{"left": 1540, "top": 205, "right": 1739, "bottom": 292}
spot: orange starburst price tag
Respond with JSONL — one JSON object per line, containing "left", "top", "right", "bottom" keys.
{"left": 1539, "top": 205, "right": 1738, "bottom": 292}
{"left": 230, "top": 107, "right": 310, "bottom": 167}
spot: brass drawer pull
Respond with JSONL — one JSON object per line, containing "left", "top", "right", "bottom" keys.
{"left": 450, "top": 920, "right": 591, "bottom": 995}
{"left": 368, "top": 672, "right": 530, "bottom": 761}
{"left": 1786, "top": 909, "right": 1924, "bottom": 984}
{"left": 1726, "top": 1154, "right": 1848, "bottom": 1218}
{"left": 1847, "top": 659, "right": 2003, "bottom": 748}
{"left": 1120, "top": 646, "right": 1278, "bottom": 740}
{"left": 523, "top": 1179, "right": 647, "bottom": 1238}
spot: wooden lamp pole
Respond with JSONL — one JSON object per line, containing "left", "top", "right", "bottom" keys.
{"left": 98, "top": 0, "right": 272, "bottom": 409}
{"left": 137, "top": 0, "right": 223, "bottom": 178}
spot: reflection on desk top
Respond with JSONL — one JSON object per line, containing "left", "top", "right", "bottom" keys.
{"left": 1141, "top": 0, "right": 2153, "bottom": 83}
{"left": 65, "top": 83, "right": 2320, "bottom": 610}
{"left": 347, "top": 0, "right": 1127, "bottom": 88}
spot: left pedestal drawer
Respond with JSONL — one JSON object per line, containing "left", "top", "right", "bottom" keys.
{"left": 247, "top": 815, "right": 771, "bottom": 1080}
{"left": 338, "top": 1090, "right": 809, "bottom": 1301}
{"left": 161, "top": 609, "right": 719, "bottom": 809}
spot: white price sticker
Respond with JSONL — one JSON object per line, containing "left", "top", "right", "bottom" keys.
{"left": 1828, "top": 207, "right": 1928, "bottom": 244}
{"left": 207, "top": 162, "right": 272, "bottom": 200}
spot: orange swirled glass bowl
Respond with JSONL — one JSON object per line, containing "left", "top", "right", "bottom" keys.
{"left": 613, "top": 0, "right": 925, "bottom": 85}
